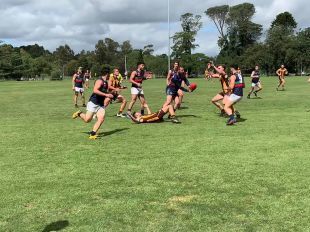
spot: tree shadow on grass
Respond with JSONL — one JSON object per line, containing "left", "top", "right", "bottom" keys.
{"left": 42, "top": 220, "right": 69, "bottom": 232}
{"left": 83, "top": 128, "right": 129, "bottom": 137}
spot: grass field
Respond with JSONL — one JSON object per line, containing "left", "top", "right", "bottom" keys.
{"left": 1, "top": 76, "right": 310, "bottom": 232}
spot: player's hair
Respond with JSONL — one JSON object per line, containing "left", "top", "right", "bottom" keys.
{"left": 230, "top": 64, "right": 239, "bottom": 70}
{"left": 137, "top": 62, "right": 145, "bottom": 66}
{"left": 102, "top": 67, "right": 110, "bottom": 76}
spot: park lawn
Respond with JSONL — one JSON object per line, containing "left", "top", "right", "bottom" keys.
{"left": 0, "top": 76, "right": 310, "bottom": 231}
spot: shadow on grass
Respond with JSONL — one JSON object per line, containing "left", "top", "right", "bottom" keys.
{"left": 236, "top": 118, "right": 247, "bottom": 123}
{"left": 248, "top": 97, "right": 262, "bottom": 100}
{"left": 178, "top": 106, "right": 189, "bottom": 110}
{"left": 42, "top": 220, "right": 69, "bottom": 232}
{"left": 82, "top": 127, "right": 130, "bottom": 137}
{"left": 177, "top": 114, "right": 201, "bottom": 118}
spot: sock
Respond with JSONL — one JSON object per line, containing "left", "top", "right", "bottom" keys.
{"left": 90, "top": 131, "right": 96, "bottom": 136}
{"left": 157, "top": 110, "right": 166, "bottom": 119}
{"left": 118, "top": 111, "right": 122, "bottom": 114}
{"left": 77, "top": 111, "right": 82, "bottom": 117}
{"left": 127, "top": 108, "right": 131, "bottom": 112}
{"left": 229, "top": 114, "right": 235, "bottom": 120}
{"left": 141, "top": 109, "right": 145, "bottom": 115}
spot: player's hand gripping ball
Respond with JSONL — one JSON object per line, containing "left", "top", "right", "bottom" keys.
{"left": 189, "top": 83, "right": 197, "bottom": 92}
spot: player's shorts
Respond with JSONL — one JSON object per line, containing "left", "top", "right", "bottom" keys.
{"left": 166, "top": 87, "right": 178, "bottom": 97}
{"left": 228, "top": 94, "right": 242, "bottom": 104}
{"left": 251, "top": 81, "right": 261, "bottom": 88}
{"left": 74, "top": 87, "right": 84, "bottom": 93}
{"left": 131, "top": 87, "right": 144, "bottom": 95}
{"left": 87, "top": 101, "right": 105, "bottom": 114}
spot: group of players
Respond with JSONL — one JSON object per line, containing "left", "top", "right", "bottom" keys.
{"left": 72, "top": 61, "right": 290, "bottom": 139}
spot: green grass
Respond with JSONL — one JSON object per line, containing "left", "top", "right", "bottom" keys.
{"left": 0, "top": 77, "right": 310, "bottom": 232}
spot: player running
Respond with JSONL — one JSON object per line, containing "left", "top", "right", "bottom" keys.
{"left": 247, "top": 65, "right": 263, "bottom": 98}
{"left": 108, "top": 68, "right": 127, "bottom": 118}
{"left": 84, "top": 69, "right": 91, "bottom": 89}
{"left": 72, "top": 68, "right": 114, "bottom": 139}
{"left": 127, "top": 104, "right": 180, "bottom": 123}
{"left": 72, "top": 67, "right": 86, "bottom": 108}
{"left": 225, "top": 65, "right": 245, "bottom": 125}
{"left": 127, "top": 62, "right": 152, "bottom": 116}
{"left": 276, "top": 64, "right": 288, "bottom": 91}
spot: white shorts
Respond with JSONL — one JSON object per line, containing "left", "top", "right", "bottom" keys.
{"left": 131, "top": 87, "right": 144, "bottom": 95}
{"left": 251, "top": 82, "right": 261, "bottom": 88}
{"left": 74, "top": 87, "right": 84, "bottom": 93}
{"left": 87, "top": 101, "right": 105, "bottom": 114}
{"left": 229, "top": 94, "right": 242, "bottom": 104}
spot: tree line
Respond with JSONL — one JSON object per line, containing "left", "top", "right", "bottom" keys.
{"left": 0, "top": 2, "right": 309, "bottom": 80}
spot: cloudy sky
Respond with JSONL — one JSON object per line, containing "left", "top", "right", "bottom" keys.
{"left": 0, "top": 0, "right": 309, "bottom": 56}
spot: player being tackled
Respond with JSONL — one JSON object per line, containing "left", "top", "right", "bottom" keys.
{"left": 127, "top": 105, "right": 180, "bottom": 124}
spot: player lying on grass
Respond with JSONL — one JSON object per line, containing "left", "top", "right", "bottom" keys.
{"left": 127, "top": 104, "right": 180, "bottom": 123}
{"left": 72, "top": 67, "right": 114, "bottom": 139}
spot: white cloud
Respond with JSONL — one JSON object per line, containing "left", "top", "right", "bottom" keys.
{"left": 0, "top": 0, "right": 309, "bottom": 56}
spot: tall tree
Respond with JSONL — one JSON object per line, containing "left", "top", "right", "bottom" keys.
{"left": 271, "top": 11, "right": 297, "bottom": 34}
{"left": 205, "top": 5, "right": 229, "bottom": 46}
{"left": 171, "top": 13, "right": 202, "bottom": 58}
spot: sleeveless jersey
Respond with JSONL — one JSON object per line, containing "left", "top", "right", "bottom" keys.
{"left": 232, "top": 73, "right": 245, "bottom": 96}
{"left": 277, "top": 68, "right": 287, "bottom": 77}
{"left": 220, "top": 74, "right": 229, "bottom": 93}
{"left": 84, "top": 72, "right": 90, "bottom": 80}
{"left": 74, "top": 73, "right": 84, "bottom": 88}
{"left": 132, "top": 70, "right": 145, "bottom": 88}
{"left": 252, "top": 70, "right": 260, "bottom": 83}
{"left": 89, "top": 77, "right": 109, "bottom": 106}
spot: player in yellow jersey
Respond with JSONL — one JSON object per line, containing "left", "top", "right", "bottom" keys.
{"left": 108, "top": 68, "right": 127, "bottom": 117}
{"left": 276, "top": 64, "right": 288, "bottom": 91}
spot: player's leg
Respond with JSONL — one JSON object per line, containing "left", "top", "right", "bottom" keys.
{"left": 277, "top": 76, "right": 282, "bottom": 90}
{"left": 224, "top": 94, "right": 242, "bottom": 125}
{"left": 254, "top": 82, "right": 262, "bottom": 96}
{"left": 177, "top": 89, "right": 184, "bottom": 108}
{"left": 72, "top": 101, "right": 96, "bottom": 122}
{"left": 80, "top": 91, "right": 86, "bottom": 107}
{"left": 247, "top": 85, "right": 255, "bottom": 98}
{"left": 117, "top": 95, "right": 127, "bottom": 117}
{"left": 127, "top": 93, "right": 138, "bottom": 113}
{"left": 139, "top": 94, "right": 151, "bottom": 115}
{"left": 89, "top": 108, "right": 105, "bottom": 139}
{"left": 74, "top": 90, "right": 79, "bottom": 107}
{"left": 281, "top": 78, "right": 286, "bottom": 89}
{"left": 211, "top": 93, "right": 225, "bottom": 115}
{"left": 174, "top": 96, "right": 181, "bottom": 111}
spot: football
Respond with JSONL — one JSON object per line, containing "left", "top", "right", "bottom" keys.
{"left": 189, "top": 83, "right": 197, "bottom": 91}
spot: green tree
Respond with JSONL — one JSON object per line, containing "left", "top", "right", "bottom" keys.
{"left": 171, "top": 13, "right": 202, "bottom": 58}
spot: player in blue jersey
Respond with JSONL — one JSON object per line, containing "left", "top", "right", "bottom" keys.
{"left": 72, "top": 68, "right": 114, "bottom": 139}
